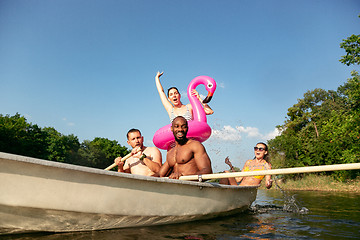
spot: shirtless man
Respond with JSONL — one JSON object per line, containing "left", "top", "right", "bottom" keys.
{"left": 114, "top": 129, "right": 162, "bottom": 176}
{"left": 158, "top": 116, "right": 212, "bottom": 179}
{"left": 220, "top": 142, "right": 272, "bottom": 189}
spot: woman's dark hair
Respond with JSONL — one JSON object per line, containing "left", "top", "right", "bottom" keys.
{"left": 254, "top": 142, "right": 270, "bottom": 162}
{"left": 167, "top": 87, "right": 180, "bottom": 97}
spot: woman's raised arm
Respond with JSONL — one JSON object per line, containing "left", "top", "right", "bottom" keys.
{"left": 155, "top": 71, "right": 173, "bottom": 114}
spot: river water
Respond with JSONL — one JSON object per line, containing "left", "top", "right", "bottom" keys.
{"left": 2, "top": 189, "right": 360, "bottom": 240}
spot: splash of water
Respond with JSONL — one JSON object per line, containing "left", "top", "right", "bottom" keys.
{"left": 274, "top": 179, "right": 309, "bottom": 214}
{"left": 249, "top": 179, "right": 309, "bottom": 214}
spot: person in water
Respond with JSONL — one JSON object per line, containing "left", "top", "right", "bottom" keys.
{"left": 220, "top": 142, "right": 272, "bottom": 189}
{"left": 115, "top": 129, "right": 162, "bottom": 176}
{"left": 155, "top": 71, "right": 214, "bottom": 122}
{"left": 157, "top": 116, "right": 213, "bottom": 179}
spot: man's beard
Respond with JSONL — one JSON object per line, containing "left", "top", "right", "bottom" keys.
{"left": 174, "top": 131, "right": 188, "bottom": 145}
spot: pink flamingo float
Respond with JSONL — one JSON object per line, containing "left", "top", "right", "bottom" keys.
{"left": 153, "top": 76, "right": 217, "bottom": 150}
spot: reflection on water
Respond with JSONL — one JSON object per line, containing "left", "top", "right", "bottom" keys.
{"left": 1, "top": 190, "right": 360, "bottom": 240}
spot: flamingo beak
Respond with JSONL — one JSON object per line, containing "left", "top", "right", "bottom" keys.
{"left": 203, "top": 92, "right": 213, "bottom": 103}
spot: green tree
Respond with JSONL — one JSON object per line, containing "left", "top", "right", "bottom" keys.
{"left": 339, "top": 15, "right": 360, "bottom": 66}
{"left": 269, "top": 73, "right": 360, "bottom": 180}
{"left": 77, "top": 137, "right": 129, "bottom": 169}
{"left": 0, "top": 113, "right": 48, "bottom": 158}
{"left": 43, "top": 127, "right": 80, "bottom": 163}
{"left": 340, "top": 34, "right": 360, "bottom": 66}
{"left": 337, "top": 70, "right": 360, "bottom": 110}
{"left": 269, "top": 23, "right": 360, "bottom": 181}
{"left": 0, "top": 113, "right": 130, "bottom": 170}
{"left": 321, "top": 72, "right": 360, "bottom": 180}
{"left": 270, "top": 88, "right": 338, "bottom": 168}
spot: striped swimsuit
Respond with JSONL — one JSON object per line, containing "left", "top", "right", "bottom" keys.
{"left": 169, "top": 105, "right": 193, "bottom": 122}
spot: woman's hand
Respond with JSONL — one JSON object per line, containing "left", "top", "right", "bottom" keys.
{"left": 156, "top": 71, "right": 163, "bottom": 79}
{"left": 191, "top": 89, "right": 214, "bottom": 115}
{"left": 225, "top": 156, "right": 234, "bottom": 170}
{"left": 155, "top": 71, "right": 173, "bottom": 113}
{"left": 191, "top": 89, "right": 202, "bottom": 102}
{"left": 266, "top": 179, "right": 273, "bottom": 189}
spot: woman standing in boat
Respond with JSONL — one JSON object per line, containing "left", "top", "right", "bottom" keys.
{"left": 155, "top": 71, "right": 214, "bottom": 122}
{"left": 220, "top": 142, "right": 272, "bottom": 189}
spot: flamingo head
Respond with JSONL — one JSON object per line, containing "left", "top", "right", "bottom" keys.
{"left": 202, "top": 77, "right": 217, "bottom": 103}
{"left": 187, "top": 75, "right": 217, "bottom": 122}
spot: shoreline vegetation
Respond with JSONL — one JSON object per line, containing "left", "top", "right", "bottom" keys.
{"left": 258, "top": 174, "right": 360, "bottom": 193}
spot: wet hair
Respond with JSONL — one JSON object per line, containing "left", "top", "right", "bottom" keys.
{"left": 254, "top": 142, "right": 270, "bottom": 162}
{"left": 126, "top": 128, "right": 141, "bottom": 139}
{"left": 167, "top": 87, "right": 180, "bottom": 97}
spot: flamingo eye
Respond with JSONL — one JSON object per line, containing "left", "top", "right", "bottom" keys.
{"left": 207, "top": 83, "right": 213, "bottom": 88}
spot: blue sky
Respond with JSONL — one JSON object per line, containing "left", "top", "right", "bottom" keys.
{"left": 1, "top": 0, "right": 359, "bottom": 172}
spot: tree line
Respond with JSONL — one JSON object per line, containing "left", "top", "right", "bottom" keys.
{"left": 0, "top": 113, "right": 130, "bottom": 170}
{"left": 268, "top": 27, "right": 360, "bottom": 181}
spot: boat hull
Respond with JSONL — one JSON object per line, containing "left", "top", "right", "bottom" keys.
{"left": 0, "top": 152, "right": 257, "bottom": 233}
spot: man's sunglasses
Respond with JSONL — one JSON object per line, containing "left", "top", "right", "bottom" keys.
{"left": 254, "top": 147, "right": 265, "bottom": 151}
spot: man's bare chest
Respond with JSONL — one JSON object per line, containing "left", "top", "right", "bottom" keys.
{"left": 173, "top": 147, "right": 193, "bottom": 164}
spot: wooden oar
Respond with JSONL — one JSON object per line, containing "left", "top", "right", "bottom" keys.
{"left": 104, "top": 152, "right": 133, "bottom": 171}
{"left": 178, "top": 162, "right": 360, "bottom": 181}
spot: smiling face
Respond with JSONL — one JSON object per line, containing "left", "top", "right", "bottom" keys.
{"left": 254, "top": 143, "right": 268, "bottom": 160}
{"left": 171, "top": 116, "right": 188, "bottom": 143}
{"left": 127, "top": 130, "right": 144, "bottom": 149}
{"left": 168, "top": 88, "right": 181, "bottom": 106}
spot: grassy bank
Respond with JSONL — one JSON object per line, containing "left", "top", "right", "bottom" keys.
{"left": 260, "top": 175, "right": 360, "bottom": 193}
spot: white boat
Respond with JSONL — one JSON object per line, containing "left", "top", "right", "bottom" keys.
{"left": 0, "top": 152, "right": 258, "bottom": 233}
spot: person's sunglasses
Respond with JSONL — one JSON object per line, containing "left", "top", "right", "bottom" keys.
{"left": 254, "top": 147, "right": 265, "bottom": 151}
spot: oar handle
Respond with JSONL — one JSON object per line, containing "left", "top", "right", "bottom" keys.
{"left": 178, "top": 163, "right": 360, "bottom": 181}
{"left": 104, "top": 152, "right": 133, "bottom": 171}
